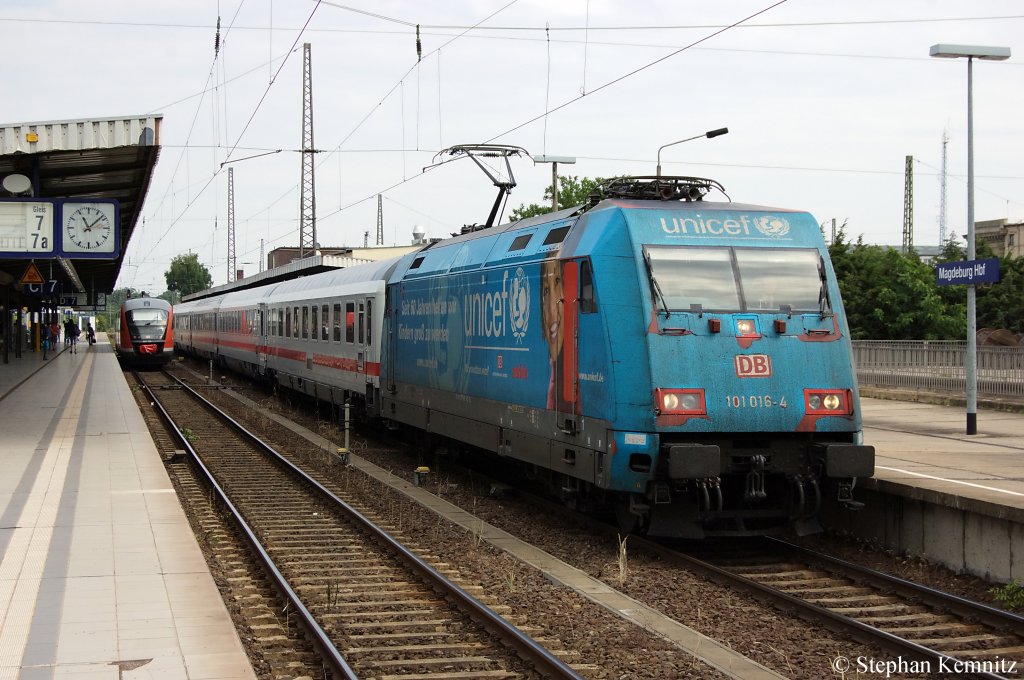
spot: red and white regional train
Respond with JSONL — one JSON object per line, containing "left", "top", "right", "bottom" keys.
{"left": 115, "top": 296, "right": 175, "bottom": 367}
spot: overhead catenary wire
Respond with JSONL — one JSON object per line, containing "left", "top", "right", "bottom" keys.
{"left": 5, "top": 12, "right": 1020, "bottom": 32}
{"left": 121, "top": 3, "right": 1022, "bottom": 286}
{"left": 134, "top": 0, "right": 323, "bottom": 283}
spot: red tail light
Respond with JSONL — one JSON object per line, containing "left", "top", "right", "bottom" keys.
{"left": 654, "top": 388, "right": 706, "bottom": 416}
{"left": 804, "top": 389, "right": 852, "bottom": 415}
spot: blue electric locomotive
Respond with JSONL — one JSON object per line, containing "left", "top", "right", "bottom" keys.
{"left": 381, "top": 176, "right": 873, "bottom": 537}
{"left": 174, "top": 174, "right": 873, "bottom": 538}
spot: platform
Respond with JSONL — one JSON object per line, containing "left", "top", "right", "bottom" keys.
{"left": 825, "top": 397, "right": 1024, "bottom": 582}
{"left": 864, "top": 397, "right": 1024, "bottom": 509}
{"left": 0, "top": 335, "right": 255, "bottom": 680}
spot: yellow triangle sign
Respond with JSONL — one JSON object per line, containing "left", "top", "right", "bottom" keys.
{"left": 19, "top": 262, "right": 45, "bottom": 285}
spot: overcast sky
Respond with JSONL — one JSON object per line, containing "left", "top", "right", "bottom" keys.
{"left": 2, "top": 1, "right": 1022, "bottom": 292}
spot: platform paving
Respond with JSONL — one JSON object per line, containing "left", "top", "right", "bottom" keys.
{"left": 862, "top": 397, "right": 1024, "bottom": 512}
{"left": 0, "top": 337, "right": 254, "bottom": 680}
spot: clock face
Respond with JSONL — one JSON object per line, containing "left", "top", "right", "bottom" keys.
{"left": 64, "top": 203, "right": 115, "bottom": 253}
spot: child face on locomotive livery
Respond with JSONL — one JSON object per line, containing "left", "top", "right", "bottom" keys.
{"left": 540, "top": 257, "right": 563, "bottom": 362}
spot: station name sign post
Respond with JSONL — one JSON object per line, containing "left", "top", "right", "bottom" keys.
{"left": 935, "top": 258, "right": 1000, "bottom": 286}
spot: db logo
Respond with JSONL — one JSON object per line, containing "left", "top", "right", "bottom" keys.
{"left": 735, "top": 354, "right": 772, "bottom": 377}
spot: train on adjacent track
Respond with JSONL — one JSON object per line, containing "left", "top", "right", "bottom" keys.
{"left": 115, "top": 296, "right": 175, "bottom": 368}
{"left": 174, "top": 173, "right": 874, "bottom": 538}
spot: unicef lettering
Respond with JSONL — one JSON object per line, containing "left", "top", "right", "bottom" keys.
{"left": 661, "top": 215, "right": 752, "bottom": 236}
{"left": 464, "top": 267, "right": 531, "bottom": 342}
{"left": 660, "top": 215, "right": 791, "bottom": 238}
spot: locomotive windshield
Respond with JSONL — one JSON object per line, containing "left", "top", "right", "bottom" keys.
{"left": 645, "top": 246, "right": 829, "bottom": 313}
{"left": 126, "top": 308, "right": 169, "bottom": 341}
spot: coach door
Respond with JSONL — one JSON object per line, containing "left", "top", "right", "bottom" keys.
{"left": 557, "top": 260, "right": 582, "bottom": 432}
{"left": 257, "top": 303, "right": 268, "bottom": 375}
{"left": 363, "top": 298, "right": 374, "bottom": 384}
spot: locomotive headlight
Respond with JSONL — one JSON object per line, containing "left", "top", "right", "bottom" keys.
{"left": 804, "top": 389, "right": 852, "bottom": 415}
{"left": 680, "top": 393, "right": 700, "bottom": 411}
{"left": 654, "top": 388, "right": 706, "bottom": 416}
{"left": 736, "top": 319, "right": 755, "bottom": 336}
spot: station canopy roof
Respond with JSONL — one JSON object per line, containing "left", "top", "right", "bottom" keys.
{"left": 0, "top": 115, "right": 162, "bottom": 298}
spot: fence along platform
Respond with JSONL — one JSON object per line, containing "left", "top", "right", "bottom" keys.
{"left": 853, "top": 340, "right": 1024, "bottom": 402}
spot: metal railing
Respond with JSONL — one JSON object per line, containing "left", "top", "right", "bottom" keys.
{"left": 852, "top": 340, "right": 1024, "bottom": 400}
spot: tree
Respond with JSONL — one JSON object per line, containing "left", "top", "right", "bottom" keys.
{"left": 165, "top": 253, "right": 212, "bottom": 297}
{"left": 828, "top": 226, "right": 962, "bottom": 340}
{"left": 96, "top": 287, "right": 139, "bottom": 332}
{"left": 508, "top": 175, "right": 603, "bottom": 222}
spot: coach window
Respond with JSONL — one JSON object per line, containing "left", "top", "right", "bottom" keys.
{"left": 358, "top": 303, "right": 365, "bottom": 344}
{"left": 321, "top": 304, "right": 329, "bottom": 340}
{"left": 293, "top": 307, "right": 300, "bottom": 338}
{"left": 333, "top": 303, "right": 342, "bottom": 341}
{"left": 311, "top": 305, "right": 318, "bottom": 342}
{"left": 302, "top": 306, "right": 309, "bottom": 339}
{"left": 579, "top": 260, "right": 597, "bottom": 314}
{"left": 366, "top": 299, "right": 373, "bottom": 345}
{"left": 345, "top": 302, "right": 355, "bottom": 343}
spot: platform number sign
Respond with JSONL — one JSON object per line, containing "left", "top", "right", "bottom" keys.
{"left": 0, "top": 200, "right": 55, "bottom": 257}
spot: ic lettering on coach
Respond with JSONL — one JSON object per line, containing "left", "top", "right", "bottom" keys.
{"left": 735, "top": 354, "right": 772, "bottom": 377}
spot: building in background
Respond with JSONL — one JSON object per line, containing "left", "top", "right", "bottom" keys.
{"left": 975, "top": 219, "right": 1024, "bottom": 259}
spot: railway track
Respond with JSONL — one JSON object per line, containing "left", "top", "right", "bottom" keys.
{"left": 645, "top": 537, "right": 1024, "bottom": 679}
{"left": 134, "top": 369, "right": 582, "bottom": 680}
{"left": 154, "top": 360, "right": 1024, "bottom": 679}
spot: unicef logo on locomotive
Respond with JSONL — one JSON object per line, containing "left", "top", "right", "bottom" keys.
{"left": 509, "top": 267, "right": 530, "bottom": 342}
{"left": 462, "top": 266, "right": 530, "bottom": 343}
{"left": 753, "top": 215, "right": 791, "bottom": 238}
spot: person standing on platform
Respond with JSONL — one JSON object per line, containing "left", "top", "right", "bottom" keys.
{"left": 50, "top": 319, "right": 60, "bottom": 347}
{"left": 40, "top": 322, "right": 50, "bottom": 359}
{"left": 70, "top": 320, "right": 80, "bottom": 354}
{"left": 64, "top": 317, "right": 75, "bottom": 346}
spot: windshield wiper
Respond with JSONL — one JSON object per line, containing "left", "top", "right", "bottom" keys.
{"left": 817, "top": 256, "right": 834, "bottom": 318}
{"left": 643, "top": 250, "right": 671, "bottom": 318}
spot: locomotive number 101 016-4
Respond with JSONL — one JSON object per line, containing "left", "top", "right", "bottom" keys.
{"left": 725, "top": 394, "right": 787, "bottom": 408}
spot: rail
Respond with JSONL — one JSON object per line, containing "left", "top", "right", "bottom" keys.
{"left": 852, "top": 340, "right": 1024, "bottom": 401}
{"left": 140, "top": 369, "right": 582, "bottom": 680}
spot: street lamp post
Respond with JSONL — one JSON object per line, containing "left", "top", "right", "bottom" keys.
{"left": 929, "top": 44, "right": 1010, "bottom": 435}
{"left": 656, "top": 127, "right": 729, "bottom": 177}
{"left": 532, "top": 155, "right": 577, "bottom": 211}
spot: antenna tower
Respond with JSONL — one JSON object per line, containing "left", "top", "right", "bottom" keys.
{"left": 939, "top": 130, "right": 949, "bottom": 244}
{"left": 376, "top": 194, "right": 384, "bottom": 245}
{"left": 259, "top": 238, "right": 265, "bottom": 273}
{"left": 298, "top": 42, "right": 317, "bottom": 258}
{"left": 902, "top": 155, "right": 914, "bottom": 252}
{"left": 227, "top": 167, "right": 236, "bottom": 282}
